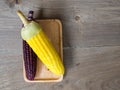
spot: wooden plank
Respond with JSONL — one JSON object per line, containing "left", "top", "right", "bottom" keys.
{"left": 1, "top": 0, "right": 120, "bottom": 47}
{"left": 0, "top": 46, "right": 120, "bottom": 89}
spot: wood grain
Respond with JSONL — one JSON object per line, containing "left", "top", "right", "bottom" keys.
{"left": 0, "top": 0, "right": 120, "bottom": 90}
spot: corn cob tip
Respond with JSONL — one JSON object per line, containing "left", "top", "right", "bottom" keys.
{"left": 17, "top": 10, "right": 30, "bottom": 26}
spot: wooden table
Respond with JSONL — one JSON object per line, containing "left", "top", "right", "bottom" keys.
{"left": 0, "top": 0, "right": 120, "bottom": 90}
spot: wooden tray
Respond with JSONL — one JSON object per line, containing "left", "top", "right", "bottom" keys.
{"left": 23, "top": 19, "right": 63, "bottom": 82}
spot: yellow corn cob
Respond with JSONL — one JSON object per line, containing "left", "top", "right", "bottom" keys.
{"left": 27, "top": 31, "right": 64, "bottom": 74}
{"left": 17, "top": 10, "right": 64, "bottom": 75}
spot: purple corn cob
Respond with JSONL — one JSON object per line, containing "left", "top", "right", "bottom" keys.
{"left": 23, "top": 11, "right": 37, "bottom": 80}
